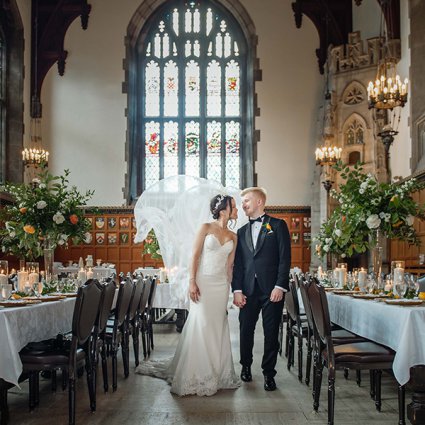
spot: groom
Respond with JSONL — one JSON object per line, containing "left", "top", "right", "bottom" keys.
{"left": 232, "top": 187, "right": 291, "bottom": 391}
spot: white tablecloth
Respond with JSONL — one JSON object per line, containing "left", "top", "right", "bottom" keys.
{"left": 327, "top": 293, "right": 425, "bottom": 385}
{"left": 55, "top": 266, "right": 116, "bottom": 279}
{"left": 0, "top": 298, "right": 76, "bottom": 387}
{"left": 134, "top": 268, "right": 159, "bottom": 277}
{"left": 152, "top": 283, "right": 189, "bottom": 310}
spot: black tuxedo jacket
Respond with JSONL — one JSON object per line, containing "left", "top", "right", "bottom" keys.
{"left": 231, "top": 215, "right": 291, "bottom": 296}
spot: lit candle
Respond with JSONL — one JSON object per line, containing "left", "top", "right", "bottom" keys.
{"left": 358, "top": 268, "right": 367, "bottom": 287}
{"left": 339, "top": 268, "right": 347, "bottom": 287}
{"left": 393, "top": 266, "right": 404, "bottom": 284}
{"left": 86, "top": 267, "right": 94, "bottom": 280}
{"left": 78, "top": 268, "right": 87, "bottom": 284}
{"left": 17, "top": 270, "right": 29, "bottom": 292}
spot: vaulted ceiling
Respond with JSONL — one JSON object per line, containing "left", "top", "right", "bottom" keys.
{"left": 29, "top": 0, "right": 400, "bottom": 116}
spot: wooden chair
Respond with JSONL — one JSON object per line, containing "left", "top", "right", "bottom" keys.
{"left": 104, "top": 277, "right": 133, "bottom": 391}
{"left": 91, "top": 278, "right": 116, "bottom": 399}
{"left": 138, "top": 277, "right": 153, "bottom": 359}
{"left": 300, "top": 277, "right": 367, "bottom": 389}
{"left": 285, "top": 279, "right": 309, "bottom": 382}
{"left": 19, "top": 280, "right": 103, "bottom": 425}
{"left": 308, "top": 280, "right": 405, "bottom": 425}
{"left": 145, "top": 278, "right": 157, "bottom": 356}
{"left": 125, "top": 277, "right": 145, "bottom": 367}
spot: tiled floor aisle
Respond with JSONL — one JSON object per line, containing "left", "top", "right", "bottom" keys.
{"left": 7, "top": 305, "right": 404, "bottom": 424}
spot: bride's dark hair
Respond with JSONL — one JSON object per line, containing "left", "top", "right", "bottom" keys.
{"left": 210, "top": 194, "right": 233, "bottom": 220}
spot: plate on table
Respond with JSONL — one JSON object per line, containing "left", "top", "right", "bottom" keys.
{"left": 351, "top": 293, "right": 389, "bottom": 300}
{"left": 384, "top": 299, "right": 424, "bottom": 306}
{"left": 332, "top": 290, "right": 358, "bottom": 295}
{"left": 25, "top": 295, "right": 65, "bottom": 302}
{"left": 50, "top": 292, "right": 78, "bottom": 298}
{"left": 0, "top": 299, "right": 39, "bottom": 307}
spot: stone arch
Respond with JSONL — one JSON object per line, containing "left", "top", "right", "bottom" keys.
{"left": 342, "top": 113, "right": 368, "bottom": 146}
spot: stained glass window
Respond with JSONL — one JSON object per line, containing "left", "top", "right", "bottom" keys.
{"left": 138, "top": 1, "right": 247, "bottom": 192}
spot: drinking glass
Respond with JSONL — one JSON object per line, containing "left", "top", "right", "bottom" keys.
{"left": 394, "top": 278, "right": 407, "bottom": 298}
{"left": 32, "top": 281, "right": 41, "bottom": 297}
{"left": 346, "top": 272, "right": 355, "bottom": 290}
{"left": 366, "top": 275, "right": 377, "bottom": 294}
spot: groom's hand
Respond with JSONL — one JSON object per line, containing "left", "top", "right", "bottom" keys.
{"left": 270, "top": 287, "right": 284, "bottom": 302}
{"left": 233, "top": 292, "right": 247, "bottom": 308}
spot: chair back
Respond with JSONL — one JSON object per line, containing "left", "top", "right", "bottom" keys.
{"left": 285, "top": 280, "right": 297, "bottom": 322}
{"left": 139, "top": 278, "right": 152, "bottom": 312}
{"left": 128, "top": 277, "right": 144, "bottom": 321}
{"left": 307, "top": 279, "right": 332, "bottom": 345}
{"left": 96, "top": 278, "right": 116, "bottom": 333}
{"left": 114, "top": 277, "right": 134, "bottom": 327}
{"left": 72, "top": 279, "right": 103, "bottom": 345}
{"left": 298, "top": 277, "right": 315, "bottom": 332}
{"left": 147, "top": 277, "right": 157, "bottom": 310}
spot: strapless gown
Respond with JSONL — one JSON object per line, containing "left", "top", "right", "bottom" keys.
{"left": 135, "top": 234, "right": 241, "bottom": 396}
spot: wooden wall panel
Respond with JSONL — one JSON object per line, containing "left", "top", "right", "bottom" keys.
{"left": 390, "top": 188, "right": 425, "bottom": 273}
{"left": 54, "top": 206, "right": 312, "bottom": 274}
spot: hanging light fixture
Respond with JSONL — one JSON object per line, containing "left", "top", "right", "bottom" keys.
{"left": 22, "top": 0, "right": 49, "bottom": 169}
{"left": 315, "top": 146, "right": 342, "bottom": 167}
{"left": 367, "top": 0, "right": 408, "bottom": 111}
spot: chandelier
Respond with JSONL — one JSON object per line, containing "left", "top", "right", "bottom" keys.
{"left": 22, "top": 116, "right": 49, "bottom": 168}
{"left": 367, "top": 58, "right": 408, "bottom": 110}
{"left": 367, "top": 0, "right": 408, "bottom": 111}
{"left": 22, "top": 1, "right": 49, "bottom": 170}
{"left": 315, "top": 146, "right": 342, "bottom": 166}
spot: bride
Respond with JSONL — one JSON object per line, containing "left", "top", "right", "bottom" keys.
{"left": 136, "top": 194, "right": 241, "bottom": 396}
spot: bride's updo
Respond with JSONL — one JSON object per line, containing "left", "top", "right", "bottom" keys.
{"left": 210, "top": 194, "right": 233, "bottom": 220}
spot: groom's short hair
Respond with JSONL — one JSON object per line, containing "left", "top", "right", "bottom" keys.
{"left": 241, "top": 187, "right": 267, "bottom": 203}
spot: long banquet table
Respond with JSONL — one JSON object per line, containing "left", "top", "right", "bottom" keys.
{"left": 327, "top": 292, "right": 425, "bottom": 424}
{"left": 0, "top": 298, "right": 76, "bottom": 387}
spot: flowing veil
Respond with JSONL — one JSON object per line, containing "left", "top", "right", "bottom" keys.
{"left": 134, "top": 175, "right": 247, "bottom": 307}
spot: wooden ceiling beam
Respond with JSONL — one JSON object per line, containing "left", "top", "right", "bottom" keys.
{"left": 31, "top": 0, "right": 91, "bottom": 117}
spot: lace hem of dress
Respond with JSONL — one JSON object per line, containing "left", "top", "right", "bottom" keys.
{"left": 135, "top": 360, "right": 241, "bottom": 397}
{"left": 171, "top": 370, "right": 241, "bottom": 397}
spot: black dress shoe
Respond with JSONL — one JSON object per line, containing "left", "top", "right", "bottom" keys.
{"left": 240, "top": 366, "right": 252, "bottom": 382}
{"left": 264, "top": 376, "right": 276, "bottom": 391}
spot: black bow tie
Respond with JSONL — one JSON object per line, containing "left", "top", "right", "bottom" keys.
{"left": 249, "top": 216, "right": 263, "bottom": 224}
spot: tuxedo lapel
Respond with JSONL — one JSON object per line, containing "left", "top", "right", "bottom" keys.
{"left": 244, "top": 223, "right": 254, "bottom": 253}
{"left": 254, "top": 215, "right": 269, "bottom": 255}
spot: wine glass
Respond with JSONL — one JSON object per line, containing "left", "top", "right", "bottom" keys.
{"left": 32, "top": 281, "right": 41, "bottom": 298}
{"left": 366, "top": 275, "right": 377, "bottom": 294}
{"left": 394, "top": 276, "right": 407, "bottom": 298}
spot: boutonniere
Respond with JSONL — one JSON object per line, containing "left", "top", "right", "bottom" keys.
{"left": 262, "top": 222, "right": 273, "bottom": 234}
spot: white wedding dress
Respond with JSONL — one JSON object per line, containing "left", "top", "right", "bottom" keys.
{"left": 136, "top": 234, "right": 241, "bottom": 396}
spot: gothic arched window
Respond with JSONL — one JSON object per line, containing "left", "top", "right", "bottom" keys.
{"left": 130, "top": 1, "right": 249, "bottom": 194}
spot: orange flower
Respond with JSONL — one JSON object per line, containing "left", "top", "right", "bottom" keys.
{"left": 392, "top": 220, "right": 403, "bottom": 228}
{"left": 342, "top": 215, "right": 346, "bottom": 223}
{"left": 23, "top": 225, "right": 36, "bottom": 234}
{"left": 265, "top": 223, "right": 272, "bottom": 231}
{"left": 19, "top": 207, "right": 27, "bottom": 214}
{"left": 69, "top": 214, "right": 79, "bottom": 225}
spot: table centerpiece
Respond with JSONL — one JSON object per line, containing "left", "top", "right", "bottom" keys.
{"left": 0, "top": 169, "right": 93, "bottom": 282}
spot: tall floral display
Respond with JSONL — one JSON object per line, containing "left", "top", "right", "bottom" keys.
{"left": 0, "top": 170, "right": 93, "bottom": 280}
{"left": 315, "top": 163, "right": 425, "bottom": 258}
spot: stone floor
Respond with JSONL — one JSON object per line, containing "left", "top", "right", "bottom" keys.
{"left": 7, "top": 305, "right": 404, "bottom": 424}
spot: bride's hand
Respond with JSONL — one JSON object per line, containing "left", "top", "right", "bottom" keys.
{"left": 189, "top": 281, "right": 201, "bottom": 302}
